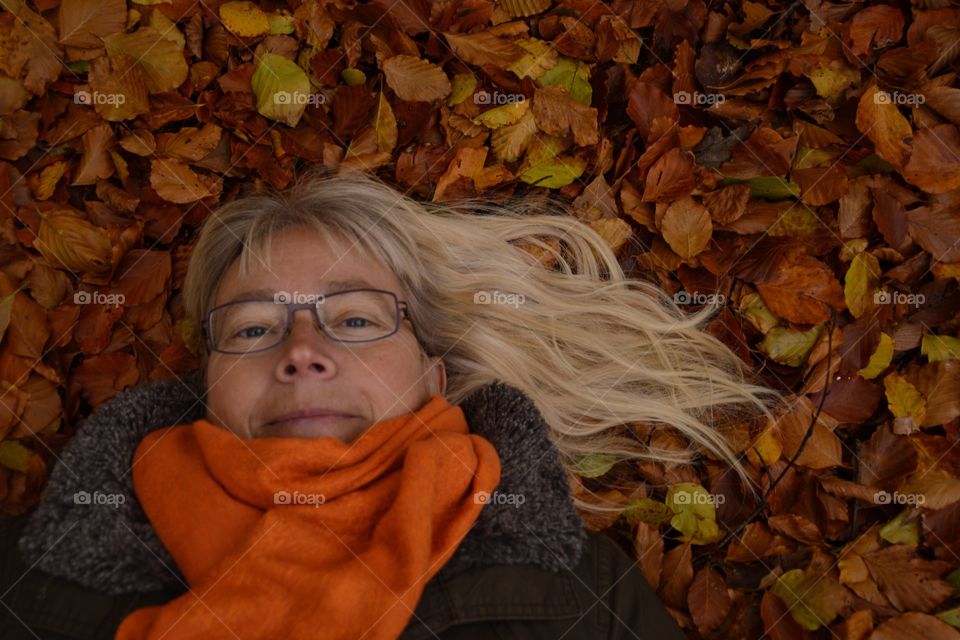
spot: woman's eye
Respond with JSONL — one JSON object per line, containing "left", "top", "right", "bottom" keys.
{"left": 234, "top": 325, "right": 275, "bottom": 339}
{"left": 341, "top": 316, "right": 377, "bottom": 328}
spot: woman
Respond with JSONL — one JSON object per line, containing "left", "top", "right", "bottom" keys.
{"left": 2, "top": 170, "right": 783, "bottom": 639}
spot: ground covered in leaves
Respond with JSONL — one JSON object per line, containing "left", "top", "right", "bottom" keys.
{"left": 1, "top": 0, "right": 960, "bottom": 638}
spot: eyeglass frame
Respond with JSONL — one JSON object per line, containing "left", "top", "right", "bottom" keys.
{"left": 201, "top": 287, "right": 414, "bottom": 355}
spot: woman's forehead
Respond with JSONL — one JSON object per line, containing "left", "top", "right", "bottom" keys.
{"left": 214, "top": 231, "right": 406, "bottom": 305}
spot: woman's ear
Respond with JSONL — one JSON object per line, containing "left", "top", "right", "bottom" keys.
{"left": 430, "top": 357, "right": 447, "bottom": 396}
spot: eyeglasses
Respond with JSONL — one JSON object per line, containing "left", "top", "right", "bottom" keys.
{"left": 202, "top": 288, "right": 413, "bottom": 355}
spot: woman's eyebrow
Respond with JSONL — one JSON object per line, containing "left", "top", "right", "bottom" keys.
{"left": 224, "top": 279, "right": 378, "bottom": 304}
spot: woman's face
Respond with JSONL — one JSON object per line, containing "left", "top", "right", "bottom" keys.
{"left": 203, "top": 227, "right": 446, "bottom": 441}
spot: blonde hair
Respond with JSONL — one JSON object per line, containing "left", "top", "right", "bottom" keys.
{"left": 181, "top": 168, "right": 787, "bottom": 517}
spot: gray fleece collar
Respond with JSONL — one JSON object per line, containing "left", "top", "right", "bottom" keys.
{"left": 18, "top": 370, "right": 587, "bottom": 596}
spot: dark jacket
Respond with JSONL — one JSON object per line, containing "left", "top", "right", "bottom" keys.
{"left": 0, "top": 371, "right": 687, "bottom": 639}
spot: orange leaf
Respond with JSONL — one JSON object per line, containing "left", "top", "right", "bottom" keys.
{"left": 855, "top": 85, "right": 912, "bottom": 171}
{"left": 903, "top": 124, "right": 960, "bottom": 194}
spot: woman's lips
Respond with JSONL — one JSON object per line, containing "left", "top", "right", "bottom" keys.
{"left": 261, "top": 414, "right": 361, "bottom": 439}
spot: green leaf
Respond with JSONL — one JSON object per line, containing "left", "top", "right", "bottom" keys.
{"left": 879, "top": 509, "right": 920, "bottom": 546}
{"left": 937, "top": 606, "right": 960, "bottom": 629}
{"left": 622, "top": 498, "right": 673, "bottom": 526}
{"left": 519, "top": 156, "right": 586, "bottom": 189}
{"left": 569, "top": 452, "right": 616, "bottom": 478}
{"left": 0, "top": 440, "right": 31, "bottom": 472}
{"left": 771, "top": 569, "right": 845, "bottom": 630}
{"left": 251, "top": 52, "right": 312, "bottom": 127}
{"left": 921, "top": 334, "right": 960, "bottom": 362}
{"left": 759, "top": 324, "right": 823, "bottom": 367}
{"left": 535, "top": 56, "right": 591, "bottom": 106}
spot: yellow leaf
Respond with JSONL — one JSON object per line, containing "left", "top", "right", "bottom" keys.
{"left": 859, "top": 332, "right": 894, "bottom": 379}
{"left": 844, "top": 251, "right": 881, "bottom": 318}
{"left": 219, "top": 1, "right": 270, "bottom": 37}
{"left": 747, "top": 422, "right": 782, "bottom": 467}
{"left": 883, "top": 371, "right": 926, "bottom": 430}
{"left": 472, "top": 98, "right": 529, "bottom": 129}
{"left": 373, "top": 91, "right": 397, "bottom": 153}
{"left": 507, "top": 38, "right": 558, "bottom": 80}
{"left": 34, "top": 161, "right": 67, "bottom": 200}
{"left": 148, "top": 8, "right": 184, "bottom": 49}
{"left": 771, "top": 569, "right": 845, "bottom": 630}
{"left": 806, "top": 60, "right": 859, "bottom": 99}
{"left": 446, "top": 73, "right": 477, "bottom": 107}
{"left": 738, "top": 291, "right": 781, "bottom": 334}
{"left": 491, "top": 110, "right": 537, "bottom": 163}
{"left": 921, "top": 334, "right": 960, "bottom": 362}
{"left": 665, "top": 483, "right": 723, "bottom": 545}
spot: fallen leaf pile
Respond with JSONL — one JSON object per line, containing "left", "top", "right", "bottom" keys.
{"left": 1, "top": 0, "right": 960, "bottom": 637}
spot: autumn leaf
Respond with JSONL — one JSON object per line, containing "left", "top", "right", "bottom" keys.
{"left": 856, "top": 85, "right": 912, "bottom": 172}
{"left": 382, "top": 55, "right": 451, "bottom": 103}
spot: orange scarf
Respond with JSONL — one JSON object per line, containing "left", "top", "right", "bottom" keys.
{"left": 115, "top": 395, "right": 501, "bottom": 640}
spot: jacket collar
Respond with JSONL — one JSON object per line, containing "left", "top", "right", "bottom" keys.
{"left": 18, "top": 370, "right": 587, "bottom": 597}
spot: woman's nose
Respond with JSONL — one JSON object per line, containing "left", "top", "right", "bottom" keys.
{"left": 276, "top": 310, "right": 338, "bottom": 374}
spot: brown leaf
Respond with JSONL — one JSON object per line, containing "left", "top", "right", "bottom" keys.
{"left": 149, "top": 158, "right": 222, "bottom": 204}
{"left": 856, "top": 85, "right": 912, "bottom": 172}
{"left": 71, "top": 123, "right": 116, "bottom": 186}
{"left": 57, "top": 0, "right": 126, "bottom": 48}
{"left": 531, "top": 86, "right": 598, "bottom": 147}
{"left": 36, "top": 211, "right": 113, "bottom": 274}
{"left": 848, "top": 5, "right": 905, "bottom": 58}
{"left": 869, "top": 612, "right": 960, "bottom": 640}
{"left": 688, "top": 567, "right": 731, "bottom": 635}
{"left": 861, "top": 545, "right": 954, "bottom": 612}
{"left": 381, "top": 55, "right": 451, "bottom": 103}
{"left": 642, "top": 148, "right": 696, "bottom": 203}
{"left": 660, "top": 195, "right": 712, "bottom": 259}
{"left": 903, "top": 124, "right": 960, "bottom": 194}
{"left": 155, "top": 123, "right": 223, "bottom": 162}
{"left": 443, "top": 30, "right": 526, "bottom": 68}
{"left": 755, "top": 254, "right": 846, "bottom": 324}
